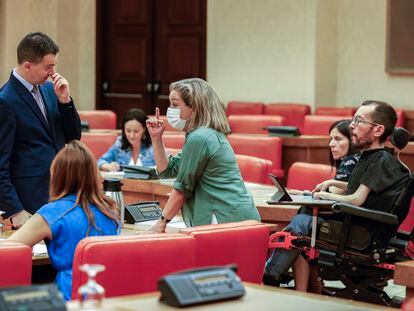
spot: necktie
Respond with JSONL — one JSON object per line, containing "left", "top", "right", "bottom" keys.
{"left": 32, "top": 85, "right": 49, "bottom": 125}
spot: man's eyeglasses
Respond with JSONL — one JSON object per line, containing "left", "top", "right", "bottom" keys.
{"left": 351, "top": 116, "right": 381, "bottom": 127}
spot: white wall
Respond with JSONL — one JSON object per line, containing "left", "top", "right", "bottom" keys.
{"left": 207, "top": 0, "right": 317, "bottom": 108}
{"left": 207, "top": 0, "right": 414, "bottom": 110}
{"left": 336, "top": 0, "right": 414, "bottom": 108}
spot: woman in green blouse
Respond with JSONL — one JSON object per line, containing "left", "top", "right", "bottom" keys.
{"left": 147, "top": 78, "right": 260, "bottom": 232}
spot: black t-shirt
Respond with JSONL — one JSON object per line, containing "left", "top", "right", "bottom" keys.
{"left": 346, "top": 148, "right": 409, "bottom": 241}
{"left": 335, "top": 154, "right": 360, "bottom": 182}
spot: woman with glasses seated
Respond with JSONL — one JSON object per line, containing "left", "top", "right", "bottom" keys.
{"left": 146, "top": 78, "right": 260, "bottom": 231}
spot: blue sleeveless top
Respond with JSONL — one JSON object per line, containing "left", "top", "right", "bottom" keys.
{"left": 37, "top": 194, "right": 119, "bottom": 300}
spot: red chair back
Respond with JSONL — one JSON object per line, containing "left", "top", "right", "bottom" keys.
{"left": 399, "top": 199, "right": 414, "bottom": 232}
{"left": 0, "top": 242, "right": 32, "bottom": 288}
{"left": 180, "top": 221, "right": 269, "bottom": 284}
{"left": 165, "top": 148, "right": 181, "bottom": 156}
{"left": 228, "top": 134, "right": 284, "bottom": 179}
{"left": 396, "top": 109, "right": 405, "bottom": 128}
{"left": 315, "top": 107, "right": 356, "bottom": 117}
{"left": 72, "top": 234, "right": 196, "bottom": 299}
{"left": 302, "top": 115, "right": 346, "bottom": 135}
{"left": 79, "top": 110, "right": 117, "bottom": 129}
{"left": 162, "top": 134, "right": 186, "bottom": 149}
{"left": 228, "top": 115, "right": 284, "bottom": 134}
{"left": 287, "top": 162, "right": 336, "bottom": 191}
{"left": 226, "top": 101, "right": 265, "bottom": 116}
{"left": 264, "top": 103, "right": 311, "bottom": 132}
{"left": 80, "top": 132, "right": 118, "bottom": 159}
{"left": 236, "top": 154, "right": 272, "bottom": 184}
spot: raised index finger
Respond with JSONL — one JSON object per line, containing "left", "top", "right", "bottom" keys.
{"left": 155, "top": 107, "right": 160, "bottom": 119}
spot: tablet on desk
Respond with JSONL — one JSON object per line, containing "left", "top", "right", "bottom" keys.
{"left": 266, "top": 174, "right": 336, "bottom": 206}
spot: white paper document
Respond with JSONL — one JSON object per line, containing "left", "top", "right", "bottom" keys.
{"left": 33, "top": 243, "right": 48, "bottom": 256}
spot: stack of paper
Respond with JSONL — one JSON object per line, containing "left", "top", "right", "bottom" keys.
{"left": 33, "top": 243, "right": 48, "bottom": 256}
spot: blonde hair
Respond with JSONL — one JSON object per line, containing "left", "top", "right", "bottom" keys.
{"left": 49, "top": 140, "right": 119, "bottom": 234}
{"left": 169, "top": 78, "right": 230, "bottom": 134}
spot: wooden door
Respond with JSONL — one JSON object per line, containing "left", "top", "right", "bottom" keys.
{"left": 96, "top": 0, "right": 206, "bottom": 124}
{"left": 153, "top": 0, "right": 207, "bottom": 114}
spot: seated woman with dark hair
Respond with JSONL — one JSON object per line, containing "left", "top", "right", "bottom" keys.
{"left": 325, "top": 119, "right": 360, "bottom": 190}
{"left": 8, "top": 141, "right": 120, "bottom": 300}
{"left": 98, "top": 108, "right": 155, "bottom": 171}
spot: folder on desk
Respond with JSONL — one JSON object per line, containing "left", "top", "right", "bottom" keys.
{"left": 121, "top": 165, "right": 159, "bottom": 180}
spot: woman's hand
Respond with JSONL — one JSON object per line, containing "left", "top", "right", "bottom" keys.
{"left": 101, "top": 162, "right": 120, "bottom": 172}
{"left": 146, "top": 107, "right": 165, "bottom": 141}
{"left": 313, "top": 180, "right": 334, "bottom": 192}
{"left": 149, "top": 219, "right": 167, "bottom": 233}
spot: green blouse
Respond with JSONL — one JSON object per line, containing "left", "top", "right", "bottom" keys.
{"left": 159, "top": 127, "right": 260, "bottom": 226}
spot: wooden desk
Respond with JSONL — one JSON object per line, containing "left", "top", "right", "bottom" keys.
{"left": 394, "top": 260, "right": 414, "bottom": 300}
{"left": 122, "top": 179, "right": 300, "bottom": 225}
{"left": 281, "top": 135, "right": 330, "bottom": 171}
{"left": 67, "top": 283, "right": 393, "bottom": 310}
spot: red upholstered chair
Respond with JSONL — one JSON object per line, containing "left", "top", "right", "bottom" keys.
{"left": 399, "top": 199, "right": 414, "bottom": 232}
{"left": 0, "top": 242, "right": 32, "bottom": 288}
{"left": 162, "top": 134, "right": 186, "bottom": 149}
{"left": 180, "top": 220, "right": 269, "bottom": 284}
{"left": 72, "top": 234, "right": 196, "bottom": 299}
{"left": 302, "top": 115, "right": 345, "bottom": 136}
{"left": 315, "top": 107, "right": 356, "bottom": 117}
{"left": 165, "top": 148, "right": 181, "bottom": 156}
{"left": 227, "top": 134, "right": 284, "bottom": 179}
{"left": 78, "top": 110, "right": 117, "bottom": 130}
{"left": 264, "top": 103, "right": 311, "bottom": 132}
{"left": 226, "top": 101, "right": 265, "bottom": 116}
{"left": 236, "top": 154, "right": 272, "bottom": 184}
{"left": 287, "top": 162, "right": 336, "bottom": 191}
{"left": 396, "top": 109, "right": 405, "bottom": 128}
{"left": 80, "top": 132, "right": 118, "bottom": 159}
{"left": 228, "top": 115, "right": 284, "bottom": 134}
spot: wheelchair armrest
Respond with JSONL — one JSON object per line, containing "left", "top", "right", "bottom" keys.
{"left": 331, "top": 202, "right": 399, "bottom": 226}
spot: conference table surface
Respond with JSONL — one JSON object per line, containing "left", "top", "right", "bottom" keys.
{"left": 67, "top": 283, "right": 394, "bottom": 311}
{"left": 121, "top": 178, "right": 301, "bottom": 224}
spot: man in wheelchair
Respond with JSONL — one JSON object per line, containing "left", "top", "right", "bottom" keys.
{"left": 264, "top": 100, "right": 413, "bottom": 306}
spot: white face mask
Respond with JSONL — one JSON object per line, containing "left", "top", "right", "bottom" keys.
{"left": 166, "top": 106, "right": 190, "bottom": 131}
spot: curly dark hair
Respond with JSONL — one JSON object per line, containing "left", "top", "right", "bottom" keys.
{"left": 120, "top": 108, "right": 151, "bottom": 150}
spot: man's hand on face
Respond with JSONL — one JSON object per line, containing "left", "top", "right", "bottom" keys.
{"left": 51, "top": 73, "right": 71, "bottom": 104}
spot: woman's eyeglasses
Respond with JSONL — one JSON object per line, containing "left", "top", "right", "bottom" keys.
{"left": 351, "top": 116, "right": 381, "bottom": 127}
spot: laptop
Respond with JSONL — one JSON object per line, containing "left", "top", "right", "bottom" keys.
{"left": 267, "top": 174, "right": 336, "bottom": 206}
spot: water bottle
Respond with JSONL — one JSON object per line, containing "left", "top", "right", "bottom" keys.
{"left": 103, "top": 179, "right": 125, "bottom": 227}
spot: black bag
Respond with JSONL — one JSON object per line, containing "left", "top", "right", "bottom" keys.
{"left": 121, "top": 165, "right": 159, "bottom": 180}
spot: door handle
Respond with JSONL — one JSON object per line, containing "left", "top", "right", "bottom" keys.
{"left": 102, "top": 81, "right": 109, "bottom": 91}
{"left": 153, "top": 81, "right": 160, "bottom": 94}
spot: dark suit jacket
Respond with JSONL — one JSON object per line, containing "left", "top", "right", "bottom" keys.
{"left": 0, "top": 73, "right": 81, "bottom": 218}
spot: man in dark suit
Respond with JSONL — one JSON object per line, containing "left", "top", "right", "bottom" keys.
{"left": 0, "top": 32, "right": 81, "bottom": 227}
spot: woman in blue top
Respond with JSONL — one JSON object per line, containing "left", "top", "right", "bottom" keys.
{"left": 98, "top": 108, "right": 155, "bottom": 171}
{"left": 8, "top": 140, "right": 120, "bottom": 300}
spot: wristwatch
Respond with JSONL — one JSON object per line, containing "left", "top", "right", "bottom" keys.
{"left": 160, "top": 214, "right": 171, "bottom": 223}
